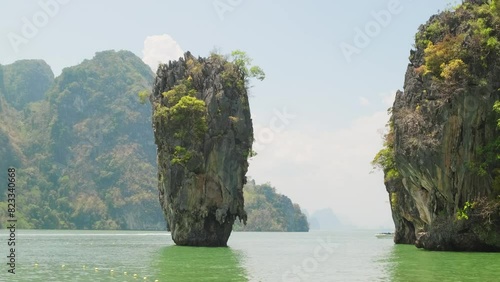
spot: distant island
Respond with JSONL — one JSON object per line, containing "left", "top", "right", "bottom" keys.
{"left": 307, "top": 208, "right": 350, "bottom": 231}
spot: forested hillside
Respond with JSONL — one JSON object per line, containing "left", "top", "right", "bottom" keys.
{"left": 234, "top": 180, "right": 309, "bottom": 232}
{"left": 0, "top": 51, "right": 164, "bottom": 230}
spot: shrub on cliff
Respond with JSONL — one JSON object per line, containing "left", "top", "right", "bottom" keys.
{"left": 372, "top": 122, "right": 400, "bottom": 182}
{"left": 217, "top": 50, "right": 265, "bottom": 91}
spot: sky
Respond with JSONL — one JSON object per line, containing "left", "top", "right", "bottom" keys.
{"left": 0, "top": 0, "right": 458, "bottom": 229}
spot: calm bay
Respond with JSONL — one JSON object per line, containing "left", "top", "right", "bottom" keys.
{"left": 1, "top": 230, "right": 499, "bottom": 281}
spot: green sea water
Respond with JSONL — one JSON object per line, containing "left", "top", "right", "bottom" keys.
{"left": 1, "top": 230, "right": 499, "bottom": 281}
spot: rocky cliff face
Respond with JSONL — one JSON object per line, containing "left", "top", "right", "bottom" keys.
{"left": 151, "top": 52, "right": 253, "bottom": 246}
{"left": 379, "top": 0, "right": 500, "bottom": 251}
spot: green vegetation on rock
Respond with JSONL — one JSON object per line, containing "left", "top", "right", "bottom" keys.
{"left": 169, "top": 96, "right": 207, "bottom": 140}
{"left": 213, "top": 50, "right": 265, "bottom": 92}
{"left": 230, "top": 50, "right": 266, "bottom": 81}
{"left": 415, "top": 1, "right": 500, "bottom": 83}
{"left": 372, "top": 122, "right": 400, "bottom": 182}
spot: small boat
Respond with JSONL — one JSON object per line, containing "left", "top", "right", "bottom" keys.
{"left": 375, "top": 232, "right": 394, "bottom": 239}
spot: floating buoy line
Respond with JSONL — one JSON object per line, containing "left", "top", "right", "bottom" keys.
{"left": 30, "top": 262, "right": 160, "bottom": 281}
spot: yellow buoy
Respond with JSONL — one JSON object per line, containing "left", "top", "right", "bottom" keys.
{"left": 34, "top": 263, "right": 38, "bottom": 267}
{"left": 124, "top": 271, "right": 128, "bottom": 275}
{"left": 95, "top": 267, "right": 99, "bottom": 272}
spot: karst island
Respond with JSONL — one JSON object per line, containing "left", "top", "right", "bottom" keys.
{"left": 149, "top": 51, "right": 264, "bottom": 246}
{"left": 374, "top": 0, "right": 500, "bottom": 251}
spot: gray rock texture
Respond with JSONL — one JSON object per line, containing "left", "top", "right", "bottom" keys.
{"left": 385, "top": 2, "right": 500, "bottom": 251}
{"left": 151, "top": 52, "right": 252, "bottom": 246}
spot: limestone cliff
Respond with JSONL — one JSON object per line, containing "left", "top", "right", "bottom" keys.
{"left": 376, "top": 0, "right": 500, "bottom": 251}
{"left": 151, "top": 52, "right": 253, "bottom": 246}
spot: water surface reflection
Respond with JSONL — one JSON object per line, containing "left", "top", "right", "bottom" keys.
{"left": 388, "top": 244, "right": 500, "bottom": 281}
{"left": 153, "top": 245, "right": 248, "bottom": 281}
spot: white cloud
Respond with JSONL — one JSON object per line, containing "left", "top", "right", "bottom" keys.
{"left": 359, "top": 96, "right": 370, "bottom": 106}
{"left": 382, "top": 90, "right": 397, "bottom": 107}
{"left": 247, "top": 105, "right": 394, "bottom": 229}
{"left": 142, "top": 34, "right": 184, "bottom": 72}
